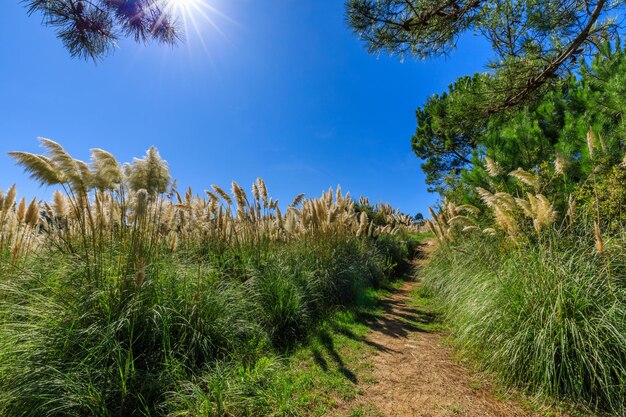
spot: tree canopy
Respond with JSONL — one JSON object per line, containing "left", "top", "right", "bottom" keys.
{"left": 346, "top": 0, "right": 622, "bottom": 114}
{"left": 24, "top": 0, "right": 180, "bottom": 60}
{"left": 413, "top": 41, "right": 626, "bottom": 202}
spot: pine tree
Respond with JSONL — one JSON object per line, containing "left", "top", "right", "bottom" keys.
{"left": 25, "top": 0, "right": 180, "bottom": 60}
{"left": 346, "top": 0, "right": 621, "bottom": 113}
{"left": 414, "top": 42, "right": 626, "bottom": 200}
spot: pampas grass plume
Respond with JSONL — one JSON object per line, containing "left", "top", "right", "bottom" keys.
{"left": 509, "top": 168, "right": 539, "bottom": 189}
{"left": 594, "top": 220, "right": 604, "bottom": 255}
{"left": 8, "top": 152, "right": 64, "bottom": 186}
{"left": 554, "top": 151, "right": 568, "bottom": 175}
{"left": 52, "top": 190, "right": 68, "bottom": 217}
{"left": 16, "top": 197, "right": 26, "bottom": 223}
{"left": 485, "top": 157, "right": 502, "bottom": 177}
{"left": 587, "top": 127, "right": 596, "bottom": 158}
{"left": 291, "top": 193, "right": 305, "bottom": 207}
{"left": 25, "top": 198, "right": 39, "bottom": 227}
{"left": 212, "top": 185, "right": 232, "bottom": 205}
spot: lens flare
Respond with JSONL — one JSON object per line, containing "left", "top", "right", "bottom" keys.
{"left": 162, "top": 0, "right": 237, "bottom": 52}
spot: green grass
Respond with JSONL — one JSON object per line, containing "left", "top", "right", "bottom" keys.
{"left": 405, "top": 284, "right": 444, "bottom": 333}
{"left": 163, "top": 285, "right": 396, "bottom": 417}
{"left": 0, "top": 141, "right": 426, "bottom": 417}
{"left": 343, "top": 405, "right": 384, "bottom": 417}
{"left": 422, "top": 233, "right": 626, "bottom": 416}
{"left": 0, "top": 231, "right": 423, "bottom": 417}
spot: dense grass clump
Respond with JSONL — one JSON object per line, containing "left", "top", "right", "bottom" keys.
{"left": 423, "top": 233, "right": 626, "bottom": 415}
{"left": 0, "top": 235, "right": 414, "bottom": 417}
{"left": 0, "top": 258, "right": 261, "bottom": 416}
{"left": 422, "top": 140, "right": 626, "bottom": 414}
{"left": 0, "top": 138, "right": 421, "bottom": 416}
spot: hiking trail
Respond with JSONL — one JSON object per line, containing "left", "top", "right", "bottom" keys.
{"left": 334, "top": 239, "right": 532, "bottom": 417}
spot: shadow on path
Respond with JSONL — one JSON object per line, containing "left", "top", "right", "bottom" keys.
{"left": 312, "top": 329, "right": 358, "bottom": 383}
{"left": 309, "top": 242, "right": 440, "bottom": 385}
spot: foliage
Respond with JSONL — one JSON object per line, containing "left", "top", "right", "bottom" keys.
{"left": 413, "top": 41, "right": 626, "bottom": 199}
{"left": 24, "top": 0, "right": 180, "bottom": 60}
{"left": 412, "top": 73, "right": 487, "bottom": 193}
{"left": 164, "top": 286, "right": 396, "bottom": 417}
{"left": 412, "top": 36, "right": 626, "bottom": 410}
{"left": 0, "top": 140, "right": 419, "bottom": 416}
{"left": 424, "top": 123, "right": 626, "bottom": 414}
{"left": 346, "top": 0, "right": 622, "bottom": 113}
{"left": 423, "top": 234, "right": 626, "bottom": 415}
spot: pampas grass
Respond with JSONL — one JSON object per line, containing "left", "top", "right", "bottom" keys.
{"left": 554, "top": 151, "right": 568, "bottom": 175}
{"left": 485, "top": 156, "right": 502, "bottom": 177}
{"left": 509, "top": 167, "right": 539, "bottom": 189}
{"left": 587, "top": 127, "right": 597, "bottom": 158}
{"left": 6, "top": 152, "right": 64, "bottom": 186}
{"left": 0, "top": 140, "right": 421, "bottom": 417}
{"left": 90, "top": 148, "right": 122, "bottom": 190}
{"left": 423, "top": 233, "right": 626, "bottom": 415}
{"left": 427, "top": 142, "right": 626, "bottom": 415}
{"left": 290, "top": 193, "right": 305, "bottom": 207}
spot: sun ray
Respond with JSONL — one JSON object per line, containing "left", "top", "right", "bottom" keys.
{"left": 158, "top": 0, "right": 238, "bottom": 60}
{"left": 192, "top": 1, "right": 244, "bottom": 29}
{"left": 187, "top": 1, "right": 231, "bottom": 43}
{"left": 188, "top": 8, "right": 212, "bottom": 58}
{"left": 179, "top": 4, "right": 194, "bottom": 59}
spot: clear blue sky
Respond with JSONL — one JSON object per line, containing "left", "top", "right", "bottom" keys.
{"left": 0, "top": 0, "right": 492, "bottom": 216}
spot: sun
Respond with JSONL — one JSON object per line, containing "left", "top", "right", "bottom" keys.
{"left": 163, "top": 0, "right": 206, "bottom": 18}
{"left": 161, "top": 0, "right": 235, "bottom": 53}
{"left": 165, "top": 0, "right": 197, "bottom": 12}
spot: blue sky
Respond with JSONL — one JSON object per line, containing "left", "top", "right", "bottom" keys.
{"left": 0, "top": 0, "right": 492, "bottom": 216}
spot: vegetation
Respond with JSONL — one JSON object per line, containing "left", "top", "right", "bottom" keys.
{"left": 12, "top": 2, "right": 626, "bottom": 415}
{"left": 23, "top": 0, "right": 180, "bottom": 60}
{"left": 422, "top": 118, "right": 626, "bottom": 414}
{"left": 343, "top": 9, "right": 626, "bottom": 413}
{"left": 346, "top": 1, "right": 626, "bottom": 205}
{"left": 346, "top": 0, "right": 624, "bottom": 114}
{"left": 423, "top": 233, "right": 626, "bottom": 415}
{"left": 0, "top": 139, "right": 421, "bottom": 416}
{"left": 412, "top": 41, "right": 626, "bottom": 197}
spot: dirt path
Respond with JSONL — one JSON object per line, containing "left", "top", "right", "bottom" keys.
{"left": 335, "top": 240, "right": 529, "bottom": 417}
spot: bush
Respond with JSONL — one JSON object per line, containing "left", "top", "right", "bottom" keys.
{"left": 0, "top": 258, "right": 266, "bottom": 416}
{"left": 248, "top": 258, "right": 309, "bottom": 348}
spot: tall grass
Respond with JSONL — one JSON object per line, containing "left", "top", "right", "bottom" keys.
{"left": 424, "top": 136, "right": 626, "bottom": 414}
{"left": 423, "top": 233, "right": 626, "bottom": 414}
{"left": 0, "top": 139, "right": 419, "bottom": 416}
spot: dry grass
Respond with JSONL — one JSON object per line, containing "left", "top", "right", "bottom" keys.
{"left": 0, "top": 139, "right": 422, "bottom": 417}
{"left": 1, "top": 138, "right": 418, "bottom": 278}
{"left": 424, "top": 130, "right": 626, "bottom": 415}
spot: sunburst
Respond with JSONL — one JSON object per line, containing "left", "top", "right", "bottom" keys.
{"left": 162, "top": 0, "right": 236, "bottom": 51}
